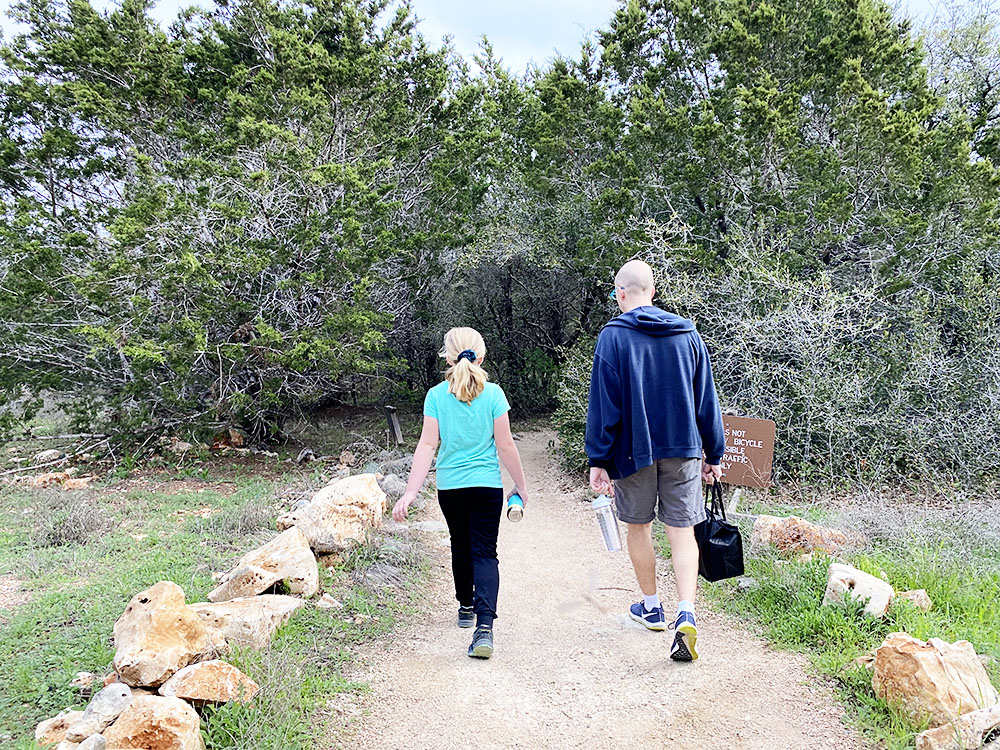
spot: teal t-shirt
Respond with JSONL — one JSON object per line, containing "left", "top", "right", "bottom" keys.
{"left": 424, "top": 381, "right": 511, "bottom": 490}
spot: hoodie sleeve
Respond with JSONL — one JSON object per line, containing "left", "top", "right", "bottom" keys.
{"left": 693, "top": 333, "right": 726, "bottom": 464}
{"left": 585, "top": 340, "right": 622, "bottom": 471}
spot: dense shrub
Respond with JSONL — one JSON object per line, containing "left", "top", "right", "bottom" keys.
{"left": 0, "top": 0, "right": 485, "bottom": 442}
{"left": 555, "top": 229, "right": 1000, "bottom": 483}
{"left": 2, "top": 0, "right": 997, "bottom": 489}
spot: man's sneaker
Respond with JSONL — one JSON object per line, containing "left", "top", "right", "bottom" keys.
{"left": 458, "top": 606, "right": 475, "bottom": 628}
{"left": 468, "top": 625, "right": 494, "bottom": 659}
{"left": 670, "top": 610, "right": 699, "bottom": 661}
{"left": 629, "top": 601, "right": 667, "bottom": 631}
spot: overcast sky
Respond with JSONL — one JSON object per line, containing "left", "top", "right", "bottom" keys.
{"left": 0, "top": 0, "right": 953, "bottom": 73}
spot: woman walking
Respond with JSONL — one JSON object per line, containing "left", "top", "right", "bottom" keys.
{"left": 392, "top": 327, "right": 528, "bottom": 659}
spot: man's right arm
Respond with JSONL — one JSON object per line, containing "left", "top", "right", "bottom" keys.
{"left": 585, "top": 342, "right": 622, "bottom": 473}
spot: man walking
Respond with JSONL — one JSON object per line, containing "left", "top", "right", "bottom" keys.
{"left": 586, "top": 260, "right": 725, "bottom": 662}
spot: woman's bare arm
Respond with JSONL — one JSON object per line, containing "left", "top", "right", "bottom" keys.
{"left": 494, "top": 412, "right": 528, "bottom": 502}
{"left": 392, "top": 416, "right": 439, "bottom": 522}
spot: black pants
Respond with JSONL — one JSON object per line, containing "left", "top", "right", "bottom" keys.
{"left": 437, "top": 487, "right": 503, "bottom": 628}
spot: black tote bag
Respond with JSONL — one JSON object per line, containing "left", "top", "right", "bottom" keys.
{"left": 693, "top": 481, "right": 745, "bottom": 582}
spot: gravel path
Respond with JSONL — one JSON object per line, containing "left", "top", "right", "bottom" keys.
{"left": 349, "top": 431, "right": 867, "bottom": 749}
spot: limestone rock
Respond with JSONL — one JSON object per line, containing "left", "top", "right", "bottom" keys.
{"left": 873, "top": 632, "right": 999, "bottom": 728}
{"left": 66, "top": 682, "right": 132, "bottom": 741}
{"left": 35, "top": 709, "right": 85, "bottom": 746}
{"left": 208, "top": 527, "right": 318, "bottom": 602}
{"left": 189, "top": 594, "right": 306, "bottom": 650}
{"left": 276, "top": 474, "right": 387, "bottom": 553}
{"left": 27, "top": 471, "right": 73, "bottom": 488}
{"left": 915, "top": 704, "right": 1000, "bottom": 750}
{"left": 159, "top": 659, "right": 259, "bottom": 705}
{"left": 752, "top": 514, "right": 848, "bottom": 555}
{"left": 378, "top": 473, "right": 407, "bottom": 500}
{"left": 897, "top": 589, "right": 933, "bottom": 612}
{"left": 317, "top": 593, "right": 343, "bottom": 609}
{"left": 55, "top": 742, "right": 80, "bottom": 750}
{"left": 822, "top": 563, "right": 894, "bottom": 618}
{"left": 167, "top": 439, "right": 195, "bottom": 455}
{"left": 70, "top": 672, "right": 99, "bottom": 694}
{"left": 378, "top": 452, "right": 412, "bottom": 476}
{"left": 113, "top": 581, "right": 213, "bottom": 688}
{"left": 77, "top": 735, "right": 107, "bottom": 750}
{"left": 103, "top": 695, "right": 204, "bottom": 750}
{"left": 33, "top": 449, "right": 64, "bottom": 464}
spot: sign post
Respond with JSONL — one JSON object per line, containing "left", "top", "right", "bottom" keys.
{"left": 720, "top": 416, "right": 776, "bottom": 489}
{"left": 384, "top": 406, "right": 403, "bottom": 447}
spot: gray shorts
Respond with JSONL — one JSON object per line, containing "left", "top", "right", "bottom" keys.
{"left": 613, "top": 458, "right": 705, "bottom": 527}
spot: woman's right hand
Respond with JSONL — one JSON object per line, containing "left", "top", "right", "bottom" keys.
{"left": 392, "top": 491, "right": 417, "bottom": 523}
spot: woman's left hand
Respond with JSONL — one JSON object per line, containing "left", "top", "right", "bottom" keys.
{"left": 506, "top": 487, "right": 527, "bottom": 506}
{"left": 392, "top": 492, "right": 416, "bottom": 523}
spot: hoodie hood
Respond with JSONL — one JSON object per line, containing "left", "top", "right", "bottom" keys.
{"left": 604, "top": 306, "right": 695, "bottom": 338}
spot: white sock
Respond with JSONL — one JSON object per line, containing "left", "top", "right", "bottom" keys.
{"left": 677, "top": 600, "right": 695, "bottom": 616}
{"left": 643, "top": 593, "right": 660, "bottom": 611}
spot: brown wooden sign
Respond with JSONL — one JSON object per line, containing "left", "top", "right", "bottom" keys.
{"left": 720, "top": 415, "right": 775, "bottom": 489}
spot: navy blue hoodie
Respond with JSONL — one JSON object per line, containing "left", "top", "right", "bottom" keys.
{"left": 585, "top": 306, "right": 726, "bottom": 480}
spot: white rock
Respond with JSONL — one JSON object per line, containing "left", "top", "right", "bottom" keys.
{"left": 897, "top": 589, "right": 933, "bottom": 612}
{"left": 103, "top": 694, "right": 204, "bottom": 750}
{"left": 35, "top": 709, "right": 85, "bottom": 746}
{"left": 66, "top": 682, "right": 132, "bottom": 741}
{"left": 77, "top": 735, "right": 107, "bottom": 750}
{"left": 208, "top": 527, "right": 318, "bottom": 602}
{"left": 317, "top": 594, "right": 343, "bottom": 609}
{"left": 159, "top": 659, "right": 259, "bottom": 704}
{"left": 112, "top": 581, "right": 213, "bottom": 688}
{"left": 33, "top": 449, "right": 64, "bottom": 464}
{"left": 822, "top": 562, "right": 894, "bottom": 618}
{"left": 276, "top": 474, "right": 386, "bottom": 553}
{"left": 189, "top": 594, "right": 306, "bottom": 650}
{"left": 377, "top": 473, "right": 407, "bottom": 500}
{"left": 873, "top": 632, "right": 999, "bottom": 728}
{"left": 915, "top": 704, "right": 1000, "bottom": 749}
{"left": 70, "top": 672, "right": 99, "bottom": 692}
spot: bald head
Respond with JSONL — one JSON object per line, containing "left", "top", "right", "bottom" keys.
{"left": 616, "top": 260, "right": 655, "bottom": 296}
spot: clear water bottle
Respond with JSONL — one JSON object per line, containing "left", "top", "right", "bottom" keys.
{"left": 506, "top": 492, "right": 524, "bottom": 522}
{"left": 592, "top": 495, "right": 622, "bottom": 551}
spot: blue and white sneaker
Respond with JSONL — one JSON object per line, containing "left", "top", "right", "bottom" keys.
{"left": 670, "top": 610, "right": 699, "bottom": 661}
{"left": 629, "top": 601, "right": 667, "bottom": 631}
{"left": 458, "top": 606, "right": 475, "bottom": 628}
{"left": 468, "top": 625, "right": 494, "bottom": 659}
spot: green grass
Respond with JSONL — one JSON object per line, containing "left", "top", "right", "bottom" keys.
{"left": 0, "top": 461, "right": 423, "bottom": 749}
{"left": 700, "top": 523, "right": 1000, "bottom": 749}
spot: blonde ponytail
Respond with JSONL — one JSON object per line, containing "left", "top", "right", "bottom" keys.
{"left": 441, "top": 327, "right": 488, "bottom": 404}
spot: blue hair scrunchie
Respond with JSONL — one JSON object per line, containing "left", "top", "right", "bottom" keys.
{"left": 457, "top": 349, "right": 477, "bottom": 364}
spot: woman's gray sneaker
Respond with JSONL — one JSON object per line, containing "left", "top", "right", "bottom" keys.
{"left": 468, "top": 626, "right": 494, "bottom": 659}
{"left": 458, "top": 606, "right": 475, "bottom": 628}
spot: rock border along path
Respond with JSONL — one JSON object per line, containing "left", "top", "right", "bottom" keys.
{"left": 349, "top": 430, "right": 868, "bottom": 750}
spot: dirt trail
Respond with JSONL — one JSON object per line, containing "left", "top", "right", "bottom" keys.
{"left": 350, "top": 431, "right": 866, "bottom": 750}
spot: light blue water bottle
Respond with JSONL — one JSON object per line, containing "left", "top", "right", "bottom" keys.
{"left": 506, "top": 492, "right": 524, "bottom": 522}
